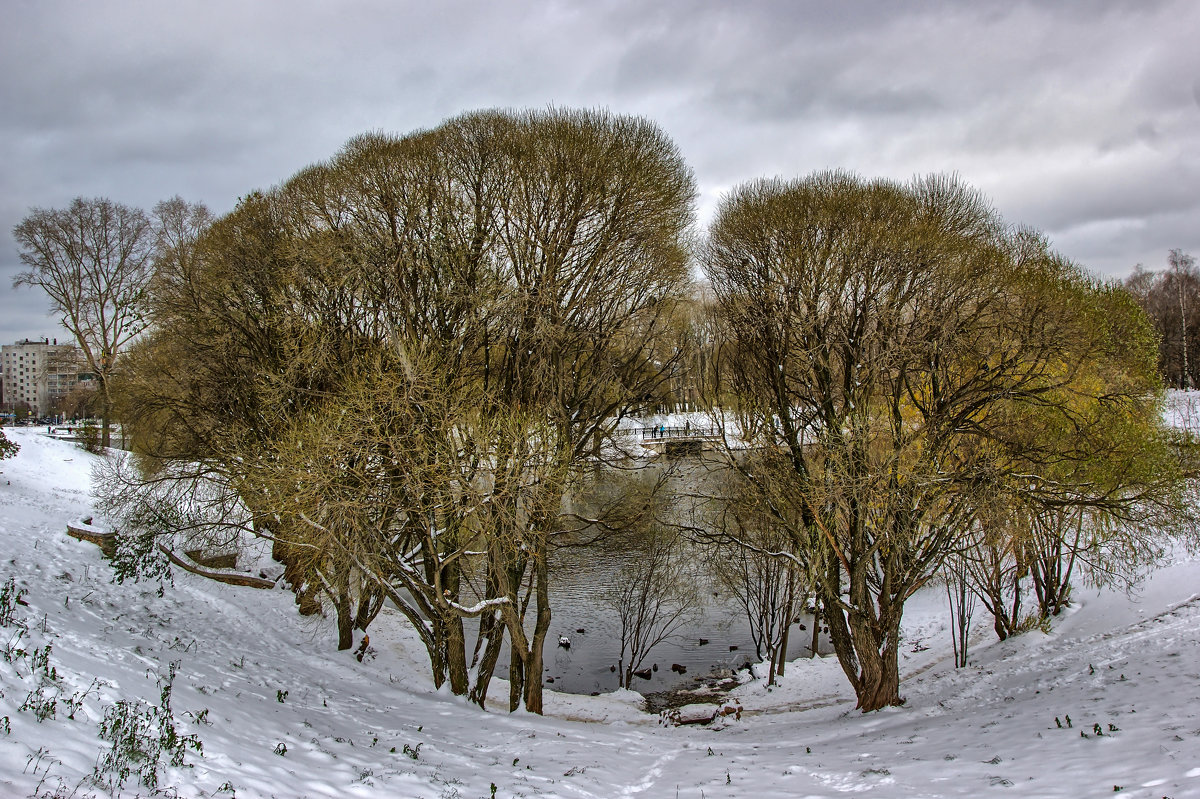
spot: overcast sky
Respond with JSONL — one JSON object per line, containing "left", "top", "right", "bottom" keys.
{"left": 2, "top": 0, "right": 1198, "bottom": 344}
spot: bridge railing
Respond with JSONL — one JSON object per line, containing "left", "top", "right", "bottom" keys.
{"left": 636, "top": 425, "right": 720, "bottom": 441}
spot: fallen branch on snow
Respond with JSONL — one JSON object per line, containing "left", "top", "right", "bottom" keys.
{"left": 156, "top": 545, "right": 277, "bottom": 590}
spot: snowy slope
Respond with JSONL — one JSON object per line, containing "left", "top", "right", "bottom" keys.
{"left": 0, "top": 427, "right": 1198, "bottom": 798}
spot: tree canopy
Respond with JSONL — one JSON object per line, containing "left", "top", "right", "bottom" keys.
{"left": 111, "top": 107, "right": 696, "bottom": 713}
{"left": 702, "top": 172, "right": 1181, "bottom": 711}
{"left": 81, "top": 110, "right": 1185, "bottom": 717}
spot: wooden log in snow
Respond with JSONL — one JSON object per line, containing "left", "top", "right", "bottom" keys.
{"left": 66, "top": 516, "right": 275, "bottom": 590}
{"left": 65, "top": 516, "right": 117, "bottom": 558}
{"left": 184, "top": 549, "right": 238, "bottom": 570}
{"left": 156, "top": 545, "right": 276, "bottom": 590}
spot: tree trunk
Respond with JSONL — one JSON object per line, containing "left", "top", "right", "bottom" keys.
{"left": 98, "top": 373, "right": 113, "bottom": 449}
{"left": 823, "top": 575, "right": 905, "bottom": 712}
{"left": 272, "top": 536, "right": 321, "bottom": 616}
{"left": 992, "top": 613, "right": 1010, "bottom": 641}
{"left": 334, "top": 570, "right": 353, "bottom": 651}
{"left": 354, "top": 588, "right": 384, "bottom": 631}
{"left": 840, "top": 597, "right": 903, "bottom": 712}
{"left": 810, "top": 602, "right": 820, "bottom": 657}
{"left": 854, "top": 644, "right": 901, "bottom": 712}
{"left": 522, "top": 557, "right": 553, "bottom": 714}
{"left": 508, "top": 648, "right": 524, "bottom": 712}
{"left": 777, "top": 621, "right": 790, "bottom": 677}
{"left": 1179, "top": 267, "right": 1191, "bottom": 390}
{"left": 468, "top": 612, "right": 505, "bottom": 709}
{"left": 444, "top": 614, "right": 469, "bottom": 696}
{"left": 776, "top": 579, "right": 795, "bottom": 676}
{"left": 468, "top": 552, "right": 509, "bottom": 708}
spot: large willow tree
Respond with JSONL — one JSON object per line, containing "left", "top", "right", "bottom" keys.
{"left": 110, "top": 108, "right": 695, "bottom": 713}
{"left": 703, "top": 172, "right": 1182, "bottom": 712}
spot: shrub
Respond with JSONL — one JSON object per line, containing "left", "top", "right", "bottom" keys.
{"left": 78, "top": 420, "right": 103, "bottom": 455}
{"left": 0, "top": 429, "right": 17, "bottom": 460}
{"left": 93, "top": 662, "right": 203, "bottom": 791}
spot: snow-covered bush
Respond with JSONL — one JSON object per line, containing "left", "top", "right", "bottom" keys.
{"left": 0, "top": 428, "right": 17, "bottom": 460}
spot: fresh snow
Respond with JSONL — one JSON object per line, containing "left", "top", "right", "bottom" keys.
{"left": 1, "top": 426, "right": 1199, "bottom": 798}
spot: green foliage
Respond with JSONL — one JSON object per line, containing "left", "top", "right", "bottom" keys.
{"left": 93, "top": 661, "right": 203, "bottom": 792}
{"left": 0, "top": 429, "right": 17, "bottom": 460}
{"left": 109, "top": 520, "right": 172, "bottom": 596}
{"left": 26, "top": 643, "right": 56, "bottom": 680}
{"left": 97, "top": 455, "right": 244, "bottom": 596}
{"left": 19, "top": 681, "right": 58, "bottom": 722}
{"left": 78, "top": 419, "right": 103, "bottom": 454}
{"left": 61, "top": 679, "right": 102, "bottom": 720}
{"left": 704, "top": 171, "right": 1185, "bottom": 711}
{"left": 0, "top": 579, "right": 62, "bottom": 725}
{"left": 1014, "top": 613, "right": 1053, "bottom": 635}
{"left": 0, "top": 618, "right": 63, "bottom": 725}
{"left": 0, "top": 577, "right": 28, "bottom": 628}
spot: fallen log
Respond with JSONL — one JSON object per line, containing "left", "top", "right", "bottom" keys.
{"left": 156, "top": 545, "right": 276, "bottom": 590}
{"left": 67, "top": 516, "right": 275, "bottom": 590}
{"left": 184, "top": 549, "right": 238, "bottom": 570}
{"left": 65, "top": 516, "right": 117, "bottom": 558}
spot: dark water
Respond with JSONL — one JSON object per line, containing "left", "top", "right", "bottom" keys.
{"left": 510, "top": 456, "right": 833, "bottom": 695}
{"left": 540, "top": 545, "right": 828, "bottom": 695}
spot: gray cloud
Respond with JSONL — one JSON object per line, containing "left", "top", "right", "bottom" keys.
{"left": 2, "top": 0, "right": 1198, "bottom": 344}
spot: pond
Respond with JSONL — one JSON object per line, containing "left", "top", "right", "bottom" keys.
{"left": 492, "top": 455, "right": 835, "bottom": 696}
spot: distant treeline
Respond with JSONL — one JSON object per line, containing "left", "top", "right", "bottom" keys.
{"left": 1125, "top": 249, "right": 1200, "bottom": 389}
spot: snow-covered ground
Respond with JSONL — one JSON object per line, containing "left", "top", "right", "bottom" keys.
{"left": 1, "top": 426, "right": 1199, "bottom": 798}
{"left": 1165, "top": 390, "right": 1200, "bottom": 434}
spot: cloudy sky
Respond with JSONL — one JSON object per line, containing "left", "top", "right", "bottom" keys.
{"left": 2, "top": 0, "right": 1198, "bottom": 344}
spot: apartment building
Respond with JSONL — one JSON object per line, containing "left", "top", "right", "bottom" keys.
{"left": 1, "top": 338, "right": 89, "bottom": 417}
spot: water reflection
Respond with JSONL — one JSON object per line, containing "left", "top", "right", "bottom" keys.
{"left": 494, "top": 455, "right": 832, "bottom": 695}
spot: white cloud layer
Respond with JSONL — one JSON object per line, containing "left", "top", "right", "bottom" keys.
{"left": 2, "top": 0, "right": 1198, "bottom": 342}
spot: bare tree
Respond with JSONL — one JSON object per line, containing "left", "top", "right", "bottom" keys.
{"left": 955, "top": 499, "right": 1029, "bottom": 641}
{"left": 703, "top": 500, "right": 810, "bottom": 682}
{"left": 477, "top": 108, "right": 695, "bottom": 713}
{"left": 943, "top": 553, "right": 975, "bottom": 668}
{"left": 1124, "top": 250, "right": 1200, "bottom": 389}
{"left": 13, "top": 198, "right": 156, "bottom": 448}
{"left": 1171, "top": 249, "right": 1196, "bottom": 389}
{"left": 52, "top": 380, "right": 100, "bottom": 422}
{"left": 604, "top": 529, "right": 699, "bottom": 689}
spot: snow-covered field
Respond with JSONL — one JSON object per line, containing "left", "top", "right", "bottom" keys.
{"left": 1, "top": 426, "right": 1199, "bottom": 798}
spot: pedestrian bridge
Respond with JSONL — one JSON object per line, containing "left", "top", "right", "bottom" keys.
{"left": 629, "top": 424, "right": 722, "bottom": 455}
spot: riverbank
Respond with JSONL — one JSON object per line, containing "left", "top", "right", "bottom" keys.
{"left": 2, "top": 427, "right": 1199, "bottom": 798}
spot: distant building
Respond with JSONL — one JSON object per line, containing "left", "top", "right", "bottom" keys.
{"left": 0, "top": 338, "right": 91, "bottom": 417}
